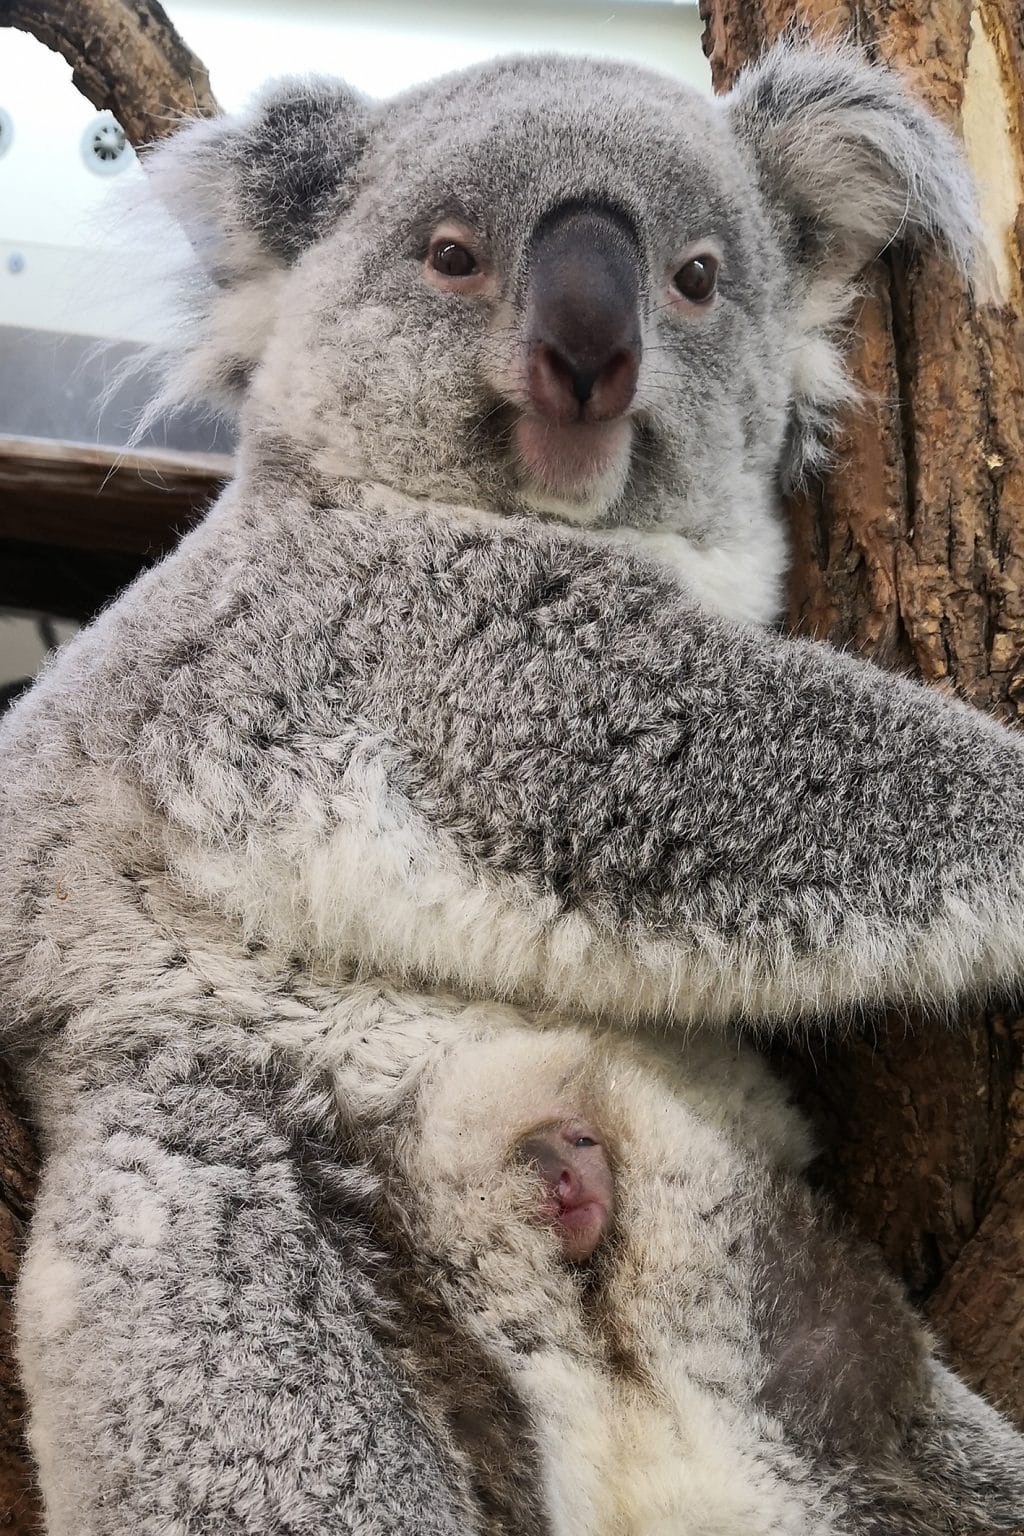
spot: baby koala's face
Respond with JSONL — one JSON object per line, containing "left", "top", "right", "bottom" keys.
{"left": 516, "top": 1119, "right": 615, "bottom": 1262}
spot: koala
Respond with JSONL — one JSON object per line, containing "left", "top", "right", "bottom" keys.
{"left": 2, "top": 37, "right": 1024, "bottom": 1536}
{"left": 513, "top": 1116, "right": 614, "bottom": 1263}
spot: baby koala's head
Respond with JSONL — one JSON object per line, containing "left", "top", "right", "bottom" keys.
{"left": 514, "top": 1117, "right": 615, "bottom": 1263}
{"left": 407, "top": 1022, "right": 623, "bottom": 1267}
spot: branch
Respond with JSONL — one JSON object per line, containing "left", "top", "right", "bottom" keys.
{"left": 0, "top": 0, "right": 218, "bottom": 143}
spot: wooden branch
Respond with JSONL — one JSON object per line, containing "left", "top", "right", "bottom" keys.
{"left": 0, "top": 0, "right": 218, "bottom": 144}
{"left": 0, "top": 436, "right": 229, "bottom": 617}
{"left": 0, "top": 435, "right": 229, "bottom": 555}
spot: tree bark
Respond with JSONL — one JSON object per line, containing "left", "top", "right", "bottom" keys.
{"left": 701, "top": 0, "right": 1024, "bottom": 1431}
{"left": 0, "top": 0, "right": 217, "bottom": 144}
{"left": 0, "top": 8, "right": 218, "bottom": 1526}
{"left": 0, "top": 1093, "right": 39, "bottom": 1534}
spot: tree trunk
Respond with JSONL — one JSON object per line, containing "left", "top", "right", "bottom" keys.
{"left": 701, "top": 0, "right": 1024, "bottom": 1428}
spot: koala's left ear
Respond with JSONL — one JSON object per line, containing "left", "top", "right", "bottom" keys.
{"left": 140, "top": 78, "right": 370, "bottom": 412}
{"left": 723, "top": 41, "right": 979, "bottom": 481}
{"left": 724, "top": 40, "right": 977, "bottom": 280}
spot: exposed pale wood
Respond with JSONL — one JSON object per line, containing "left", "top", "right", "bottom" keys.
{"left": 701, "top": 0, "right": 1024, "bottom": 1440}
{"left": 0, "top": 0, "right": 217, "bottom": 144}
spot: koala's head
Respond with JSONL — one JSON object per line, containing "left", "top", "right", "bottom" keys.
{"left": 146, "top": 43, "right": 975, "bottom": 542}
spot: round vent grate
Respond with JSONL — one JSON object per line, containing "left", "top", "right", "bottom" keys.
{"left": 0, "top": 108, "right": 13, "bottom": 160}
{"left": 81, "top": 112, "right": 133, "bottom": 175}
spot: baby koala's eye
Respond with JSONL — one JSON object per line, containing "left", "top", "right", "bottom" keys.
{"left": 672, "top": 253, "right": 718, "bottom": 304}
{"left": 573, "top": 1135, "right": 597, "bottom": 1149}
{"left": 431, "top": 240, "right": 478, "bottom": 278}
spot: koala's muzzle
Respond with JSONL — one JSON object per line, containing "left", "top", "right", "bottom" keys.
{"left": 525, "top": 205, "right": 641, "bottom": 425}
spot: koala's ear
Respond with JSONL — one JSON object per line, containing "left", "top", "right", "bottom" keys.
{"left": 723, "top": 41, "right": 978, "bottom": 482}
{"left": 147, "top": 77, "right": 369, "bottom": 273}
{"left": 140, "top": 78, "right": 369, "bottom": 412}
{"left": 725, "top": 41, "right": 977, "bottom": 279}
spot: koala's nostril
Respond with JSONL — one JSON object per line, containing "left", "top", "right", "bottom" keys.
{"left": 529, "top": 341, "right": 639, "bottom": 424}
{"left": 565, "top": 361, "right": 598, "bottom": 406}
{"left": 539, "top": 344, "right": 580, "bottom": 402}
{"left": 592, "top": 349, "right": 640, "bottom": 420}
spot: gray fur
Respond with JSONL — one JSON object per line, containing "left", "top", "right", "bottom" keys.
{"left": 726, "top": 40, "right": 978, "bottom": 481}
{"left": 20, "top": 1052, "right": 474, "bottom": 1535}
{"left": 1, "top": 41, "right": 1021, "bottom": 1536}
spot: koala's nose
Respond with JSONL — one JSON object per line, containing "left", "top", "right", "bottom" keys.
{"left": 525, "top": 204, "right": 642, "bottom": 425}
{"left": 529, "top": 342, "right": 639, "bottom": 424}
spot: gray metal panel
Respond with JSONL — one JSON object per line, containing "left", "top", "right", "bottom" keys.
{"left": 0, "top": 325, "right": 234, "bottom": 453}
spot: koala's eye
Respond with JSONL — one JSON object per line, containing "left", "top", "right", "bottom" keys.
{"left": 573, "top": 1136, "right": 597, "bottom": 1149}
{"left": 672, "top": 253, "right": 718, "bottom": 304}
{"left": 431, "top": 240, "right": 478, "bottom": 278}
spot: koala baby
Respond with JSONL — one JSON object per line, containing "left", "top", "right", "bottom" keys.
{"left": 514, "top": 1117, "right": 614, "bottom": 1263}
{"left": 6, "top": 36, "right": 1024, "bottom": 1536}
{"left": 399, "top": 1022, "right": 1024, "bottom": 1536}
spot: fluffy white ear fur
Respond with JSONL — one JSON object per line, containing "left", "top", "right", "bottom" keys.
{"left": 137, "top": 78, "right": 369, "bottom": 420}
{"left": 723, "top": 39, "right": 979, "bottom": 484}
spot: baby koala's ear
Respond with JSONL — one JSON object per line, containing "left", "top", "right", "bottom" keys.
{"left": 145, "top": 77, "right": 370, "bottom": 273}
{"left": 722, "top": 40, "right": 979, "bottom": 484}
{"left": 138, "top": 78, "right": 369, "bottom": 413}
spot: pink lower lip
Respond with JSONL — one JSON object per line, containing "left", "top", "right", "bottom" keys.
{"left": 557, "top": 1200, "right": 603, "bottom": 1230}
{"left": 514, "top": 413, "right": 631, "bottom": 498}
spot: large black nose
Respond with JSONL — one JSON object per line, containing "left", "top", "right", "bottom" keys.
{"left": 525, "top": 204, "right": 642, "bottom": 424}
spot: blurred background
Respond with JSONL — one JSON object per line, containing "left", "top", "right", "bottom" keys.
{"left": 0, "top": 0, "right": 706, "bottom": 702}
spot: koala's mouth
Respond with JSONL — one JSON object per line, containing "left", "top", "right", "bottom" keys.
{"left": 513, "top": 412, "right": 633, "bottom": 512}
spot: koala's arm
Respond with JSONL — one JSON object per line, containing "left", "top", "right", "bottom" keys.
{"left": 16, "top": 1065, "right": 476, "bottom": 1536}
{"left": 105, "top": 491, "right": 1024, "bottom": 1033}
{"left": 906, "top": 1362, "right": 1024, "bottom": 1528}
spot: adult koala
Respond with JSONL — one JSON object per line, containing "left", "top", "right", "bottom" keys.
{"left": 2, "top": 37, "right": 1024, "bottom": 1536}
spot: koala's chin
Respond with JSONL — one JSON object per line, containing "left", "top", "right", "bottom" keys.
{"left": 513, "top": 415, "right": 634, "bottom": 527}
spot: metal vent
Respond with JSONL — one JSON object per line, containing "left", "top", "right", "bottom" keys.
{"left": 81, "top": 112, "right": 132, "bottom": 175}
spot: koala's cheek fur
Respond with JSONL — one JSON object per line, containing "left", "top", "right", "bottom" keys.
{"left": 252, "top": 242, "right": 514, "bottom": 510}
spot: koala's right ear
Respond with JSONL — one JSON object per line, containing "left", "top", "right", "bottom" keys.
{"left": 142, "top": 78, "right": 369, "bottom": 409}
{"left": 722, "top": 40, "right": 978, "bottom": 485}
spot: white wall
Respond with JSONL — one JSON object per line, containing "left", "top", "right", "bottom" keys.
{"left": 174, "top": 0, "right": 708, "bottom": 109}
{"left": 0, "top": 1, "right": 707, "bottom": 341}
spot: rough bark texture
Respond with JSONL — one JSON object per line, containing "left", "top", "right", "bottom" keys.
{"left": 0, "top": 1089, "right": 38, "bottom": 1534}
{"left": 0, "top": 8, "right": 218, "bottom": 1526}
{"left": 0, "top": 0, "right": 217, "bottom": 144}
{"left": 701, "top": 0, "right": 1024, "bottom": 1435}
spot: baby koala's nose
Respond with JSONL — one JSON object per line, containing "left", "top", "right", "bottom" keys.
{"left": 525, "top": 202, "right": 642, "bottom": 425}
